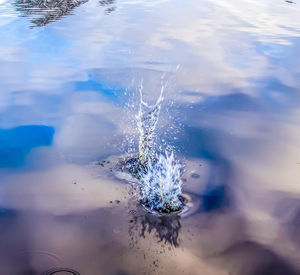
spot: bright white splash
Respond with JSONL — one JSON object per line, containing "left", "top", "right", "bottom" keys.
{"left": 137, "top": 83, "right": 164, "bottom": 167}
{"left": 140, "top": 151, "right": 183, "bottom": 212}
{"left": 136, "top": 83, "right": 184, "bottom": 213}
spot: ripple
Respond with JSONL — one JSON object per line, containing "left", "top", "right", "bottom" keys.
{"left": 140, "top": 192, "right": 201, "bottom": 217}
{"left": 42, "top": 268, "right": 80, "bottom": 275}
{"left": 179, "top": 192, "right": 201, "bottom": 218}
{"left": 97, "top": 155, "right": 201, "bottom": 217}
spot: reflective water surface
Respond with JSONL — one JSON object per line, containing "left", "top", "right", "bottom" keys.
{"left": 1, "top": 0, "right": 300, "bottom": 274}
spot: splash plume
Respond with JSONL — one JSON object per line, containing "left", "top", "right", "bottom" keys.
{"left": 135, "top": 84, "right": 184, "bottom": 213}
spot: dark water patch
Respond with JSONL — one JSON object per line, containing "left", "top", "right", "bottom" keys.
{"left": 219, "top": 240, "right": 300, "bottom": 275}
{"left": 0, "top": 125, "right": 54, "bottom": 167}
{"left": 170, "top": 126, "right": 227, "bottom": 160}
{"left": 0, "top": 207, "right": 18, "bottom": 218}
{"left": 128, "top": 192, "right": 200, "bottom": 248}
{"left": 203, "top": 92, "right": 263, "bottom": 112}
{"left": 201, "top": 185, "right": 231, "bottom": 212}
{"left": 21, "top": 267, "right": 39, "bottom": 275}
{"left": 129, "top": 204, "right": 182, "bottom": 248}
{"left": 171, "top": 126, "right": 235, "bottom": 213}
{"left": 140, "top": 212, "right": 181, "bottom": 247}
{"left": 73, "top": 78, "right": 124, "bottom": 103}
{"left": 256, "top": 78, "right": 300, "bottom": 111}
{"left": 114, "top": 271, "right": 130, "bottom": 275}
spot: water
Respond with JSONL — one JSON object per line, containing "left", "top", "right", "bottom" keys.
{"left": 139, "top": 151, "right": 183, "bottom": 213}
{"left": 128, "top": 85, "right": 184, "bottom": 213}
{"left": 137, "top": 83, "right": 164, "bottom": 167}
{"left": 1, "top": 0, "right": 300, "bottom": 274}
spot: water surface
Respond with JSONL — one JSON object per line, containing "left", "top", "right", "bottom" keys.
{"left": 1, "top": 0, "right": 300, "bottom": 274}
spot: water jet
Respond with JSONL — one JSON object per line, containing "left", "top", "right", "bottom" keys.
{"left": 132, "top": 85, "right": 185, "bottom": 214}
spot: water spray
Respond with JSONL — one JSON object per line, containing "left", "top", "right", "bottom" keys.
{"left": 135, "top": 83, "right": 184, "bottom": 214}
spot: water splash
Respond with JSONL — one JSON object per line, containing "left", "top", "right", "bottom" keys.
{"left": 134, "top": 83, "right": 184, "bottom": 213}
{"left": 136, "top": 83, "right": 164, "bottom": 167}
{"left": 140, "top": 152, "right": 183, "bottom": 213}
